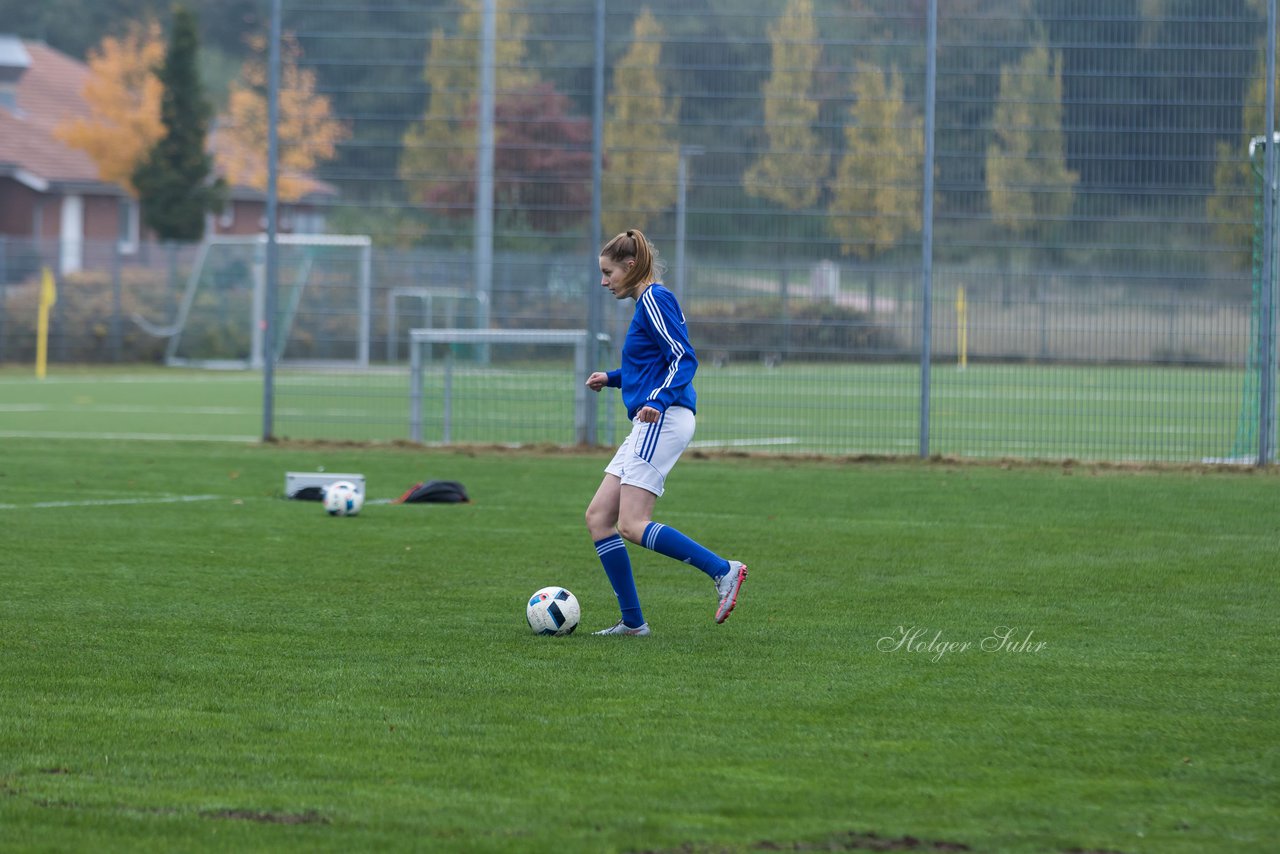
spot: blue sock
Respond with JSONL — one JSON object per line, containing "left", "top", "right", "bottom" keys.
{"left": 642, "top": 522, "right": 730, "bottom": 580}
{"left": 595, "top": 534, "right": 644, "bottom": 627}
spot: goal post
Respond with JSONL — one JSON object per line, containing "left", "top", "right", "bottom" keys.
{"left": 407, "top": 328, "right": 593, "bottom": 444}
{"left": 156, "top": 234, "right": 373, "bottom": 369}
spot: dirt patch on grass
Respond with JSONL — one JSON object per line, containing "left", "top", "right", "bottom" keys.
{"left": 202, "top": 808, "right": 329, "bottom": 825}
{"left": 634, "top": 829, "right": 971, "bottom": 853}
{"left": 270, "top": 437, "right": 1280, "bottom": 477}
{"left": 758, "top": 830, "right": 972, "bottom": 851}
{"left": 631, "top": 832, "right": 1139, "bottom": 854}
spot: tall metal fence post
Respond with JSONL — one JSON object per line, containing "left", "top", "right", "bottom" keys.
{"left": 261, "top": 0, "right": 282, "bottom": 441}
{"left": 474, "top": 0, "right": 495, "bottom": 365}
{"left": 409, "top": 335, "right": 423, "bottom": 442}
{"left": 1259, "top": 0, "right": 1278, "bottom": 465}
{"left": 110, "top": 234, "right": 122, "bottom": 362}
{"left": 586, "top": 0, "right": 605, "bottom": 446}
{"left": 918, "top": 0, "right": 939, "bottom": 458}
{"left": 0, "top": 237, "right": 7, "bottom": 360}
{"left": 674, "top": 145, "right": 704, "bottom": 307}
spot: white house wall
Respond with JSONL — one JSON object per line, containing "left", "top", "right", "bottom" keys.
{"left": 59, "top": 193, "right": 82, "bottom": 274}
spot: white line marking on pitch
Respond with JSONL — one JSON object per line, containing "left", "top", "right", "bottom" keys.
{"left": 689, "top": 437, "right": 800, "bottom": 448}
{"left": 0, "top": 494, "right": 225, "bottom": 510}
{"left": 0, "top": 375, "right": 259, "bottom": 386}
{"left": 0, "top": 431, "right": 258, "bottom": 443}
{"left": 0, "top": 403, "right": 253, "bottom": 415}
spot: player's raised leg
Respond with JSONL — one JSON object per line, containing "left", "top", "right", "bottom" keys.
{"left": 616, "top": 485, "right": 748, "bottom": 624}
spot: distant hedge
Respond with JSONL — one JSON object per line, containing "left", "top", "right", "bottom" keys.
{"left": 0, "top": 271, "right": 170, "bottom": 363}
{"left": 688, "top": 298, "right": 903, "bottom": 363}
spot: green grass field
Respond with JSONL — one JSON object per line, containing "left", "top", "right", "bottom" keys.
{"left": 0, "top": 360, "right": 1260, "bottom": 462}
{"left": 1, "top": 420, "right": 1277, "bottom": 851}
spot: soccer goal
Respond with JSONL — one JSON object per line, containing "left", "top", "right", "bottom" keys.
{"left": 144, "top": 234, "right": 373, "bottom": 370}
{"left": 407, "top": 327, "right": 594, "bottom": 445}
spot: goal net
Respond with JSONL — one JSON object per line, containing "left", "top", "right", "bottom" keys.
{"left": 1224, "top": 136, "right": 1280, "bottom": 462}
{"left": 155, "top": 234, "right": 372, "bottom": 369}
{"left": 407, "top": 328, "right": 595, "bottom": 445}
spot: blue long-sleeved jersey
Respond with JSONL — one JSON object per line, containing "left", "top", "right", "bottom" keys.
{"left": 605, "top": 283, "right": 698, "bottom": 420}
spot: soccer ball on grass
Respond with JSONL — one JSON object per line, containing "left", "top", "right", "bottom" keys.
{"left": 526, "top": 586, "right": 580, "bottom": 636}
{"left": 323, "top": 480, "right": 364, "bottom": 516}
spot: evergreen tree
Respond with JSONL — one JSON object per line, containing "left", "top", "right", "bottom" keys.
{"left": 132, "top": 4, "right": 225, "bottom": 242}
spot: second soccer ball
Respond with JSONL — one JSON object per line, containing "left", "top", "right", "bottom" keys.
{"left": 323, "top": 480, "right": 364, "bottom": 517}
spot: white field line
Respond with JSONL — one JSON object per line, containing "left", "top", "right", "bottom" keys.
{"left": 689, "top": 437, "right": 801, "bottom": 448}
{"left": 0, "top": 492, "right": 395, "bottom": 510}
{"left": 0, "top": 374, "right": 260, "bottom": 386}
{"left": 0, "top": 430, "right": 258, "bottom": 442}
{"left": 0, "top": 404, "right": 371, "bottom": 417}
{"left": 0, "top": 494, "right": 224, "bottom": 510}
{"left": 0, "top": 403, "right": 251, "bottom": 415}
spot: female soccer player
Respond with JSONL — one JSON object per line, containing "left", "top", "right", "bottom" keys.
{"left": 584, "top": 229, "right": 747, "bottom": 636}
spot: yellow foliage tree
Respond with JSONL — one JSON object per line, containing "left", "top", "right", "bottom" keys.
{"left": 400, "top": 0, "right": 538, "bottom": 206}
{"left": 54, "top": 20, "right": 165, "bottom": 196}
{"left": 602, "top": 10, "right": 680, "bottom": 236}
{"left": 829, "top": 63, "right": 922, "bottom": 259}
{"left": 986, "top": 45, "right": 1078, "bottom": 239}
{"left": 217, "top": 33, "right": 348, "bottom": 203}
{"left": 744, "top": 0, "right": 828, "bottom": 210}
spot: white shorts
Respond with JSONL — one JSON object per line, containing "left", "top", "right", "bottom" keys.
{"left": 604, "top": 406, "right": 695, "bottom": 497}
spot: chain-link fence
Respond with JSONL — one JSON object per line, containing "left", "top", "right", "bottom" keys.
{"left": 3, "top": 1, "right": 1276, "bottom": 462}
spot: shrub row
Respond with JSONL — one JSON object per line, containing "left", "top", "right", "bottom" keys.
{"left": 688, "top": 298, "right": 902, "bottom": 363}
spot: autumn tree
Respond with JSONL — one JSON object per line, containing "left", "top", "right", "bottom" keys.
{"left": 829, "top": 63, "right": 922, "bottom": 259}
{"left": 132, "top": 4, "right": 224, "bottom": 242}
{"left": 744, "top": 0, "right": 828, "bottom": 210}
{"left": 420, "top": 83, "right": 592, "bottom": 234}
{"left": 985, "top": 44, "right": 1078, "bottom": 245}
{"left": 602, "top": 10, "right": 680, "bottom": 236}
{"left": 54, "top": 19, "right": 165, "bottom": 195}
{"left": 399, "top": 0, "right": 539, "bottom": 211}
{"left": 216, "top": 33, "right": 348, "bottom": 203}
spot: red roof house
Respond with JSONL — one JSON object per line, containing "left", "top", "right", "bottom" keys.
{"left": 0, "top": 35, "right": 334, "bottom": 279}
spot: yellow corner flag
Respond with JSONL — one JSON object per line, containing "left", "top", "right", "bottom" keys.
{"left": 36, "top": 266, "right": 57, "bottom": 380}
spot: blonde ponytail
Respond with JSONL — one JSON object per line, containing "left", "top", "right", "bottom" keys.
{"left": 601, "top": 229, "right": 664, "bottom": 295}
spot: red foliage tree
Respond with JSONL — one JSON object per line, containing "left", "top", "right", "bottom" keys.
{"left": 423, "top": 83, "right": 593, "bottom": 234}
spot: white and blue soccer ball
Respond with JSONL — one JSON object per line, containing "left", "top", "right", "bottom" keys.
{"left": 323, "top": 480, "right": 364, "bottom": 517}
{"left": 526, "top": 586, "right": 580, "bottom": 636}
